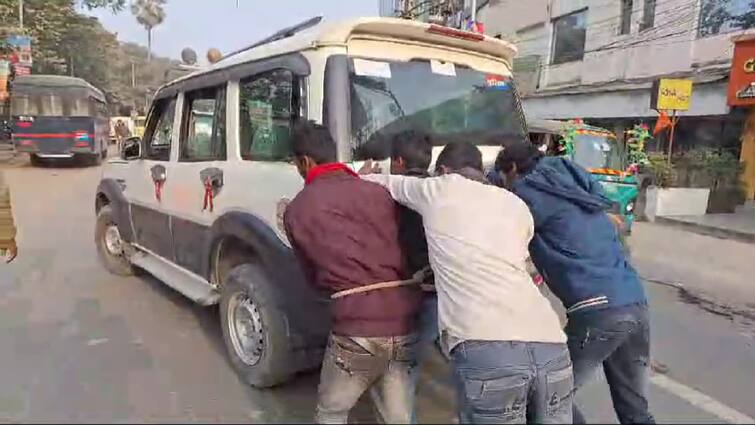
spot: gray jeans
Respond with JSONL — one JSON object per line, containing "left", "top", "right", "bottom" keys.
{"left": 451, "top": 341, "right": 574, "bottom": 424}
{"left": 316, "top": 333, "right": 419, "bottom": 424}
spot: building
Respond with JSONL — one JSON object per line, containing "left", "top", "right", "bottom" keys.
{"left": 475, "top": 0, "right": 755, "bottom": 198}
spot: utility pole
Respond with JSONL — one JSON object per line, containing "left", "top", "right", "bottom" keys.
{"left": 131, "top": 62, "right": 136, "bottom": 88}
{"left": 18, "top": 0, "right": 23, "bottom": 30}
{"left": 471, "top": 0, "right": 477, "bottom": 23}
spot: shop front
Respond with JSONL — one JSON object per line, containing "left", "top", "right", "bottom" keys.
{"left": 729, "top": 35, "right": 755, "bottom": 201}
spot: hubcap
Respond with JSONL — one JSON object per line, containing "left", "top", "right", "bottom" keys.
{"left": 227, "top": 293, "right": 265, "bottom": 366}
{"left": 104, "top": 225, "right": 123, "bottom": 256}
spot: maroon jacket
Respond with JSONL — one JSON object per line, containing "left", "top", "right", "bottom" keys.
{"left": 283, "top": 167, "right": 421, "bottom": 337}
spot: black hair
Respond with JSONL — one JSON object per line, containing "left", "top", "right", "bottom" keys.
{"left": 391, "top": 130, "right": 433, "bottom": 171}
{"left": 291, "top": 120, "right": 337, "bottom": 164}
{"left": 435, "top": 142, "right": 483, "bottom": 173}
{"left": 494, "top": 139, "right": 542, "bottom": 175}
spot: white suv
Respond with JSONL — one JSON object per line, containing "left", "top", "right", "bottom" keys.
{"left": 94, "top": 17, "right": 526, "bottom": 388}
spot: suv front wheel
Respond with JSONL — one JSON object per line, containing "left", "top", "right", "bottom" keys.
{"left": 220, "top": 263, "right": 293, "bottom": 388}
{"left": 95, "top": 205, "right": 134, "bottom": 276}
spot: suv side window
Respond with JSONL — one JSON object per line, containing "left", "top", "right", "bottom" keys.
{"left": 180, "top": 86, "right": 227, "bottom": 162}
{"left": 239, "top": 69, "right": 298, "bottom": 161}
{"left": 143, "top": 97, "right": 177, "bottom": 161}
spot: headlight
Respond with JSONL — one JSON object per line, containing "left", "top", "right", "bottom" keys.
{"left": 626, "top": 201, "right": 635, "bottom": 213}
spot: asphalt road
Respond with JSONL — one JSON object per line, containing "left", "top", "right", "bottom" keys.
{"left": 1, "top": 158, "right": 754, "bottom": 423}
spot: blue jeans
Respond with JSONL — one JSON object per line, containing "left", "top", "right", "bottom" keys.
{"left": 451, "top": 341, "right": 573, "bottom": 424}
{"left": 566, "top": 303, "right": 655, "bottom": 424}
{"left": 417, "top": 294, "right": 439, "bottom": 361}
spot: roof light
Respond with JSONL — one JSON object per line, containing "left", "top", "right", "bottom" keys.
{"left": 427, "top": 25, "right": 485, "bottom": 41}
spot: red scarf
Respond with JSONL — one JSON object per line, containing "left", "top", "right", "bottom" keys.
{"left": 305, "top": 162, "right": 358, "bottom": 185}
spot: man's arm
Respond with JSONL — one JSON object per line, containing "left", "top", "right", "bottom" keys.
{"left": 283, "top": 209, "right": 317, "bottom": 285}
{"left": 361, "top": 174, "right": 438, "bottom": 215}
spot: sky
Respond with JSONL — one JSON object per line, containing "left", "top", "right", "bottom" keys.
{"left": 86, "top": 0, "right": 379, "bottom": 62}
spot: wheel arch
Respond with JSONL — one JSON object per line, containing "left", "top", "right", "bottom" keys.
{"left": 206, "top": 211, "right": 330, "bottom": 346}
{"left": 95, "top": 179, "right": 134, "bottom": 243}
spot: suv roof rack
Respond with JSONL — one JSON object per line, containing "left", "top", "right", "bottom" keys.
{"left": 221, "top": 16, "right": 324, "bottom": 62}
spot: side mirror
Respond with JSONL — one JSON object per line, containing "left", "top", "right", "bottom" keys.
{"left": 122, "top": 137, "right": 142, "bottom": 160}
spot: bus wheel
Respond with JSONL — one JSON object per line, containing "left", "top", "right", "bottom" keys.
{"left": 91, "top": 153, "right": 103, "bottom": 166}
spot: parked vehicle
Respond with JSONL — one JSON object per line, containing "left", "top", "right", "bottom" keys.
{"left": 11, "top": 74, "right": 109, "bottom": 166}
{"left": 133, "top": 116, "right": 146, "bottom": 138}
{"left": 94, "top": 17, "right": 526, "bottom": 388}
{"left": 528, "top": 118, "right": 639, "bottom": 230}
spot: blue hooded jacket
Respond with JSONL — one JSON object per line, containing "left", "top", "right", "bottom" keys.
{"left": 512, "top": 157, "right": 646, "bottom": 314}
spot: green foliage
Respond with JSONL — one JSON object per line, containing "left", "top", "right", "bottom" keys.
{"left": 675, "top": 147, "right": 743, "bottom": 190}
{"left": 0, "top": 0, "right": 177, "bottom": 115}
{"left": 80, "top": 0, "right": 126, "bottom": 12}
{"left": 646, "top": 152, "right": 676, "bottom": 188}
{"left": 626, "top": 123, "right": 651, "bottom": 168}
{"left": 559, "top": 119, "right": 578, "bottom": 157}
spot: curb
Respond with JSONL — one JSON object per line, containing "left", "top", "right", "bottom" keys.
{"left": 655, "top": 216, "right": 755, "bottom": 245}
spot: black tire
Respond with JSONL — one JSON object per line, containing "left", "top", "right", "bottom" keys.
{"left": 220, "top": 263, "right": 294, "bottom": 388}
{"left": 95, "top": 205, "right": 134, "bottom": 276}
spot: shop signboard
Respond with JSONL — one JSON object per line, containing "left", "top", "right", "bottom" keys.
{"left": 728, "top": 35, "right": 755, "bottom": 106}
{"left": 650, "top": 78, "right": 693, "bottom": 111}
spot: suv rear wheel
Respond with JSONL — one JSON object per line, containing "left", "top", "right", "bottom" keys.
{"left": 220, "top": 263, "right": 293, "bottom": 388}
{"left": 95, "top": 205, "right": 134, "bottom": 276}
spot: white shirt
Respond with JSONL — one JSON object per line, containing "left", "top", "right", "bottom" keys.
{"left": 363, "top": 173, "right": 566, "bottom": 352}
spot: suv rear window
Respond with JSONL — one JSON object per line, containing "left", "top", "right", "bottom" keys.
{"left": 348, "top": 58, "right": 526, "bottom": 160}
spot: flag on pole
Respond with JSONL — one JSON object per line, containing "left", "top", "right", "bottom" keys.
{"left": 654, "top": 110, "right": 672, "bottom": 136}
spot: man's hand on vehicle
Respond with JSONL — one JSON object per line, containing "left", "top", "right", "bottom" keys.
{"left": 358, "top": 159, "right": 382, "bottom": 175}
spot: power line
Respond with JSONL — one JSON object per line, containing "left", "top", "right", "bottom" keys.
{"left": 508, "top": 0, "right": 697, "bottom": 47}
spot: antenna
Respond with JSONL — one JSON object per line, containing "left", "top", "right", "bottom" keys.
{"left": 220, "top": 16, "right": 324, "bottom": 61}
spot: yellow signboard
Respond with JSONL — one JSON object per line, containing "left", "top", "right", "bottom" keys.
{"left": 653, "top": 78, "right": 693, "bottom": 111}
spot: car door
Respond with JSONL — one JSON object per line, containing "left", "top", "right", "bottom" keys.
{"left": 163, "top": 84, "right": 228, "bottom": 276}
{"left": 127, "top": 96, "right": 178, "bottom": 260}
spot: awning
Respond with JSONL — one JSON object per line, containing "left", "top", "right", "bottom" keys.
{"left": 522, "top": 71, "right": 731, "bottom": 120}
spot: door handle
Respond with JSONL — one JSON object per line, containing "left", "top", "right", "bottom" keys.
{"left": 150, "top": 164, "right": 167, "bottom": 183}
{"left": 200, "top": 167, "right": 223, "bottom": 190}
{"left": 200, "top": 167, "right": 223, "bottom": 212}
{"left": 150, "top": 165, "right": 167, "bottom": 202}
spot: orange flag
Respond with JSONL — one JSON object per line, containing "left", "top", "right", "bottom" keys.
{"left": 654, "top": 111, "right": 672, "bottom": 136}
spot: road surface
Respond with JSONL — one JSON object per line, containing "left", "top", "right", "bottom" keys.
{"left": 1, "top": 159, "right": 754, "bottom": 423}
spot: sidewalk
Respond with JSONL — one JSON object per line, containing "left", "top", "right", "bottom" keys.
{"left": 655, "top": 208, "right": 755, "bottom": 244}
{"left": 629, "top": 222, "right": 755, "bottom": 312}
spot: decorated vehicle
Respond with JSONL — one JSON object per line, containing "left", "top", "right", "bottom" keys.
{"left": 528, "top": 118, "right": 639, "bottom": 231}
{"left": 94, "top": 17, "right": 526, "bottom": 388}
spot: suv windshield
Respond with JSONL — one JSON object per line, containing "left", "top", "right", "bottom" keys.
{"left": 348, "top": 58, "right": 526, "bottom": 159}
{"left": 573, "top": 133, "right": 623, "bottom": 170}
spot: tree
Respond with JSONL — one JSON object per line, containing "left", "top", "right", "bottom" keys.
{"left": 130, "top": 0, "right": 166, "bottom": 61}
{"left": 733, "top": 0, "right": 755, "bottom": 31}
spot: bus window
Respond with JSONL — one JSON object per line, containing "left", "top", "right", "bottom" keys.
{"left": 11, "top": 94, "right": 38, "bottom": 116}
{"left": 40, "top": 94, "right": 64, "bottom": 117}
{"left": 68, "top": 96, "right": 91, "bottom": 117}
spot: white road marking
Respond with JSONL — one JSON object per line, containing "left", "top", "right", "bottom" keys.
{"left": 651, "top": 374, "right": 755, "bottom": 424}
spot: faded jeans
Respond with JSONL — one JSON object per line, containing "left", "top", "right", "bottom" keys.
{"left": 566, "top": 303, "right": 655, "bottom": 424}
{"left": 451, "top": 340, "right": 574, "bottom": 424}
{"left": 315, "top": 333, "right": 419, "bottom": 424}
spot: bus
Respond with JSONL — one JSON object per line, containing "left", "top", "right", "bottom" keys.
{"left": 11, "top": 74, "right": 109, "bottom": 166}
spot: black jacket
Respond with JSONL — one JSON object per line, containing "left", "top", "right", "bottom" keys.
{"left": 398, "top": 169, "right": 432, "bottom": 284}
